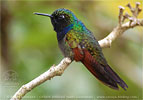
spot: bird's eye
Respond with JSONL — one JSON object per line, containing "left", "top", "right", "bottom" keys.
{"left": 59, "top": 15, "right": 65, "bottom": 19}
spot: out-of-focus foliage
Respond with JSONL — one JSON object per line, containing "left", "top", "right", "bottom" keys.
{"left": 0, "top": 0, "right": 142, "bottom": 100}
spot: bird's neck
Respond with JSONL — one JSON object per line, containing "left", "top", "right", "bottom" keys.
{"left": 56, "top": 20, "right": 87, "bottom": 41}
{"left": 57, "top": 23, "right": 74, "bottom": 41}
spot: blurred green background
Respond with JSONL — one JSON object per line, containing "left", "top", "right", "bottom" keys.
{"left": 0, "top": 0, "right": 143, "bottom": 100}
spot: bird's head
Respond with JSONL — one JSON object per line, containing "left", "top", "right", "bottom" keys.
{"left": 35, "top": 8, "right": 77, "bottom": 32}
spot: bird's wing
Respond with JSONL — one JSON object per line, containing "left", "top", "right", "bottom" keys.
{"left": 66, "top": 29, "right": 128, "bottom": 90}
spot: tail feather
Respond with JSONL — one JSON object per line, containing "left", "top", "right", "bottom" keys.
{"left": 82, "top": 61, "right": 119, "bottom": 90}
{"left": 72, "top": 47, "right": 128, "bottom": 90}
{"left": 104, "top": 65, "right": 128, "bottom": 90}
{"left": 81, "top": 49, "right": 128, "bottom": 90}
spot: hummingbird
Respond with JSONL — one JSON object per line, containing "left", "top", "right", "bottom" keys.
{"left": 34, "top": 8, "right": 128, "bottom": 90}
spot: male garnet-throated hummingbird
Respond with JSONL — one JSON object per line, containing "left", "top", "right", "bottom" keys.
{"left": 35, "top": 8, "right": 128, "bottom": 90}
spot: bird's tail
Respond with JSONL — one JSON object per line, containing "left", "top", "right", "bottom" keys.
{"left": 81, "top": 50, "right": 128, "bottom": 90}
{"left": 73, "top": 47, "right": 128, "bottom": 90}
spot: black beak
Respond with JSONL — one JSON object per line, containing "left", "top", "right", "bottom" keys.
{"left": 34, "top": 12, "right": 52, "bottom": 17}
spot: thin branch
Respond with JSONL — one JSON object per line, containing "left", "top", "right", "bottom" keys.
{"left": 10, "top": 58, "right": 72, "bottom": 100}
{"left": 118, "top": 6, "right": 124, "bottom": 26}
{"left": 98, "top": 18, "right": 143, "bottom": 48}
{"left": 11, "top": 2, "right": 143, "bottom": 100}
{"left": 99, "top": 3, "right": 143, "bottom": 48}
